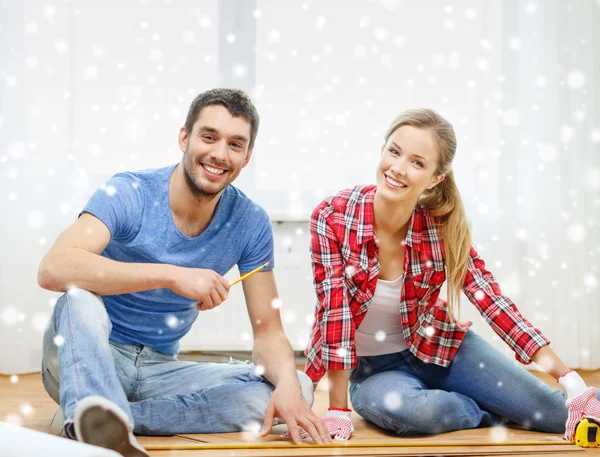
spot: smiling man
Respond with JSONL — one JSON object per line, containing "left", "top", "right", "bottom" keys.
{"left": 37, "top": 89, "right": 330, "bottom": 456}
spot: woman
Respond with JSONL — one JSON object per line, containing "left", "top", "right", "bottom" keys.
{"left": 287, "top": 109, "right": 600, "bottom": 442}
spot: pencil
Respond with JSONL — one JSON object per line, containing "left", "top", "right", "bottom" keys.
{"left": 230, "top": 262, "right": 270, "bottom": 286}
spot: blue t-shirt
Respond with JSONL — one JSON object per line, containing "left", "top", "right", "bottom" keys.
{"left": 82, "top": 164, "right": 274, "bottom": 355}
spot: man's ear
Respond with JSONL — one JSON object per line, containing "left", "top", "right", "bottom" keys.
{"left": 242, "top": 147, "right": 254, "bottom": 167}
{"left": 428, "top": 173, "right": 445, "bottom": 190}
{"left": 178, "top": 127, "right": 189, "bottom": 154}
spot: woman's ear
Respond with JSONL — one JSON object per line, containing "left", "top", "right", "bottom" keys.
{"left": 428, "top": 173, "right": 445, "bottom": 190}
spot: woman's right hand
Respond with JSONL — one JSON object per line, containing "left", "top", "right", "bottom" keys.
{"left": 281, "top": 408, "right": 354, "bottom": 441}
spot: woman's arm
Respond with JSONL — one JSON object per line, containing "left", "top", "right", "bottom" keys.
{"left": 462, "top": 245, "right": 549, "bottom": 364}
{"left": 531, "top": 345, "right": 569, "bottom": 380}
{"left": 328, "top": 369, "right": 351, "bottom": 409}
{"left": 463, "top": 247, "right": 600, "bottom": 442}
{"left": 306, "top": 201, "right": 358, "bottom": 385}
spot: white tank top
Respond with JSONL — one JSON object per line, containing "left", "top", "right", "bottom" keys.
{"left": 355, "top": 275, "right": 408, "bottom": 356}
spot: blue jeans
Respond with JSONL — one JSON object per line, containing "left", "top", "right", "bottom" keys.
{"left": 41, "top": 288, "right": 314, "bottom": 435}
{"left": 349, "top": 331, "right": 586, "bottom": 436}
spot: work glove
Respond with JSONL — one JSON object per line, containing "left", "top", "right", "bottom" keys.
{"left": 558, "top": 371, "right": 600, "bottom": 442}
{"left": 281, "top": 408, "right": 354, "bottom": 441}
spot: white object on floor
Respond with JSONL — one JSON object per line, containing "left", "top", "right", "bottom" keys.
{"left": 48, "top": 407, "right": 65, "bottom": 436}
{"left": 0, "top": 421, "right": 121, "bottom": 457}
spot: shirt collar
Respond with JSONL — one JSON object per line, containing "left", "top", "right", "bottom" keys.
{"left": 356, "top": 186, "right": 425, "bottom": 252}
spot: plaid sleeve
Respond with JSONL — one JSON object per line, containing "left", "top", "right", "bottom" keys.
{"left": 309, "top": 202, "right": 356, "bottom": 373}
{"left": 462, "top": 246, "right": 550, "bottom": 364}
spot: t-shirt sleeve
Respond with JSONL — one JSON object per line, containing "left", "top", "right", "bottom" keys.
{"left": 80, "top": 174, "right": 145, "bottom": 243}
{"left": 238, "top": 204, "right": 275, "bottom": 272}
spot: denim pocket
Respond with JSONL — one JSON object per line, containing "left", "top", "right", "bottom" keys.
{"left": 42, "top": 367, "right": 60, "bottom": 388}
{"left": 41, "top": 368, "right": 60, "bottom": 403}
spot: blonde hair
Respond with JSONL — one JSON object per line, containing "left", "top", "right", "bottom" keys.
{"left": 384, "top": 109, "right": 471, "bottom": 320}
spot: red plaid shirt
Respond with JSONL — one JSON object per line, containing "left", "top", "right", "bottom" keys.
{"left": 305, "top": 185, "right": 549, "bottom": 386}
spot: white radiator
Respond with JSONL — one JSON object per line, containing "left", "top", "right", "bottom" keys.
{"left": 180, "top": 221, "right": 316, "bottom": 352}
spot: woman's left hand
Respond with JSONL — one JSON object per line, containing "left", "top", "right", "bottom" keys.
{"left": 564, "top": 387, "right": 600, "bottom": 441}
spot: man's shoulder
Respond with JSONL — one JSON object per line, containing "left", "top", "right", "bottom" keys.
{"left": 223, "top": 185, "right": 270, "bottom": 222}
{"left": 112, "top": 164, "right": 175, "bottom": 184}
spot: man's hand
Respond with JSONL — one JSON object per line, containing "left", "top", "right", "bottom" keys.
{"left": 168, "top": 267, "right": 230, "bottom": 310}
{"left": 281, "top": 408, "right": 354, "bottom": 441}
{"left": 260, "top": 385, "right": 331, "bottom": 445}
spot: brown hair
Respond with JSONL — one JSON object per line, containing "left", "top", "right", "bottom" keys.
{"left": 184, "top": 88, "right": 260, "bottom": 150}
{"left": 384, "top": 109, "right": 471, "bottom": 320}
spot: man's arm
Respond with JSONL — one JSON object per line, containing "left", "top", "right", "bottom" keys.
{"left": 38, "top": 213, "right": 171, "bottom": 295}
{"left": 241, "top": 270, "right": 330, "bottom": 444}
{"left": 38, "top": 213, "right": 229, "bottom": 306}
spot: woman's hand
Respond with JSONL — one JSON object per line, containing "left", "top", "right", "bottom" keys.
{"left": 559, "top": 371, "right": 600, "bottom": 442}
{"left": 281, "top": 408, "right": 354, "bottom": 441}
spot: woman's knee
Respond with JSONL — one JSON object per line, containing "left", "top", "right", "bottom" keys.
{"left": 352, "top": 385, "right": 439, "bottom": 435}
{"left": 525, "top": 389, "right": 567, "bottom": 433}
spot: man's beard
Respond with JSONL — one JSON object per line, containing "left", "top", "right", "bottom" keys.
{"left": 183, "top": 156, "right": 223, "bottom": 201}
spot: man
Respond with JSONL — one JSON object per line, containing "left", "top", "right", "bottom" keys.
{"left": 38, "top": 88, "right": 331, "bottom": 456}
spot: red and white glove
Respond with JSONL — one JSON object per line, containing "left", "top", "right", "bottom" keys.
{"left": 558, "top": 371, "right": 600, "bottom": 442}
{"left": 281, "top": 408, "right": 354, "bottom": 441}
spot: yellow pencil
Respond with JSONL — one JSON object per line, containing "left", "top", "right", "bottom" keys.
{"left": 230, "top": 262, "right": 270, "bottom": 286}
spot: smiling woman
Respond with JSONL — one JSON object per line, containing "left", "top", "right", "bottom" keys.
{"left": 296, "top": 108, "right": 600, "bottom": 442}
{"left": 374, "top": 109, "right": 468, "bottom": 319}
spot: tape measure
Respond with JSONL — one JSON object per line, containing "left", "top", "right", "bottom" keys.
{"left": 575, "top": 418, "right": 600, "bottom": 448}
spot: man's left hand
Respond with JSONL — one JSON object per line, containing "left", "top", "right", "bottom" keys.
{"left": 260, "top": 385, "right": 331, "bottom": 445}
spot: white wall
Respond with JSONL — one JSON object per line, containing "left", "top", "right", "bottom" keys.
{"left": 0, "top": 0, "right": 220, "bottom": 373}
{"left": 1, "top": 0, "right": 599, "bottom": 374}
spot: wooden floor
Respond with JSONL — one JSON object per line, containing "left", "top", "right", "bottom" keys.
{"left": 2, "top": 370, "right": 600, "bottom": 457}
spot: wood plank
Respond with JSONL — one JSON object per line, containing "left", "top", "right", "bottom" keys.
{"left": 2, "top": 372, "right": 600, "bottom": 456}
{"left": 144, "top": 444, "right": 581, "bottom": 457}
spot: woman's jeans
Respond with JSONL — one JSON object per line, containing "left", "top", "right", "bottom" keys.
{"left": 41, "top": 288, "right": 314, "bottom": 435}
{"left": 349, "top": 330, "right": 596, "bottom": 436}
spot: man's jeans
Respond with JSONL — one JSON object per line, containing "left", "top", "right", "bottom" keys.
{"left": 349, "top": 330, "right": 595, "bottom": 436}
{"left": 41, "top": 288, "right": 314, "bottom": 435}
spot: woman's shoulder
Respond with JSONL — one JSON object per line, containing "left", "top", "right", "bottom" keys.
{"left": 315, "top": 185, "right": 376, "bottom": 215}
{"left": 415, "top": 201, "right": 441, "bottom": 226}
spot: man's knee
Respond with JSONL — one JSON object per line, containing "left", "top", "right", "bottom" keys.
{"left": 50, "top": 288, "right": 112, "bottom": 348}
{"left": 296, "top": 371, "right": 314, "bottom": 407}
{"left": 59, "top": 288, "right": 109, "bottom": 324}
{"left": 62, "top": 287, "right": 104, "bottom": 306}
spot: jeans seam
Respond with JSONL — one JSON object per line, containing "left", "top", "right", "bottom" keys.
{"left": 64, "top": 293, "right": 84, "bottom": 401}
{"left": 133, "top": 375, "right": 268, "bottom": 404}
{"left": 355, "top": 405, "right": 421, "bottom": 435}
